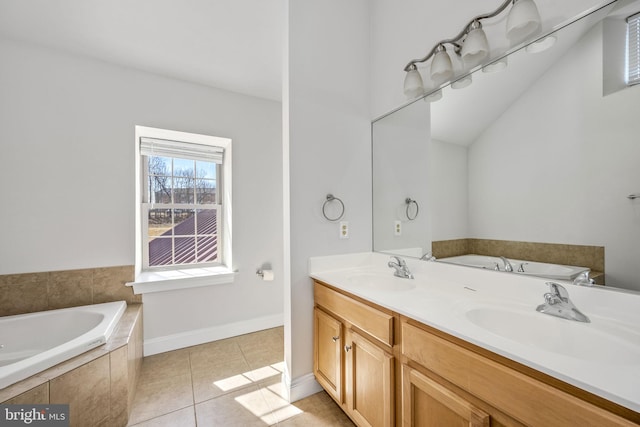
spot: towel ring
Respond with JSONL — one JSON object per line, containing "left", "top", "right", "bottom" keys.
{"left": 323, "top": 194, "right": 345, "bottom": 221}
{"left": 405, "top": 198, "right": 419, "bottom": 220}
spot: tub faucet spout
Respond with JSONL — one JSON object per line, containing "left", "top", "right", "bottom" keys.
{"left": 499, "top": 256, "right": 513, "bottom": 272}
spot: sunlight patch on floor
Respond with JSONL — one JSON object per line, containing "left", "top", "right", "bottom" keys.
{"left": 234, "top": 386, "right": 304, "bottom": 425}
{"left": 213, "top": 361, "right": 285, "bottom": 393}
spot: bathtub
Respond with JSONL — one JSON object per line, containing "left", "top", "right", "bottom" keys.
{"left": 0, "top": 301, "right": 127, "bottom": 389}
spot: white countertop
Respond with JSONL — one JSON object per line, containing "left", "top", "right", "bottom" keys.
{"left": 309, "top": 252, "right": 640, "bottom": 413}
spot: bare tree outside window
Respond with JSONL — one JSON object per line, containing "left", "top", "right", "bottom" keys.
{"left": 146, "top": 155, "right": 219, "bottom": 267}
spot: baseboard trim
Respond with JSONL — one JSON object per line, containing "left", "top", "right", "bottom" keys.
{"left": 282, "top": 369, "right": 323, "bottom": 403}
{"left": 143, "top": 313, "right": 284, "bottom": 356}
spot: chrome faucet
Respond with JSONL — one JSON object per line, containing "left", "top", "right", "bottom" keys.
{"left": 420, "top": 252, "right": 436, "bottom": 261}
{"left": 499, "top": 256, "right": 513, "bottom": 272}
{"left": 388, "top": 256, "right": 414, "bottom": 279}
{"left": 572, "top": 271, "right": 595, "bottom": 287}
{"left": 536, "top": 282, "right": 590, "bottom": 323}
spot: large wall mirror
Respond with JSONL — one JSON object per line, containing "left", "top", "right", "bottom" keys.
{"left": 372, "top": 0, "right": 640, "bottom": 291}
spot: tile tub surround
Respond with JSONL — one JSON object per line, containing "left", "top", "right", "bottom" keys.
{"left": 0, "top": 304, "right": 143, "bottom": 427}
{"left": 0, "top": 265, "right": 141, "bottom": 316}
{"left": 127, "top": 326, "right": 353, "bottom": 426}
{"left": 432, "top": 238, "right": 604, "bottom": 279}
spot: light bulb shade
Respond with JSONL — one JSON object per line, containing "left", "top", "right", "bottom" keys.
{"left": 403, "top": 68, "right": 424, "bottom": 98}
{"left": 461, "top": 26, "right": 489, "bottom": 66}
{"left": 506, "top": 0, "right": 541, "bottom": 45}
{"left": 451, "top": 74, "right": 472, "bottom": 89}
{"left": 423, "top": 89, "right": 443, "bottom": 103}
{"left": 430, "top": 48, "right": 453, "bottom": 85}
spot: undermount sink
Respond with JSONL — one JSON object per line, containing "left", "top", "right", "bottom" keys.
{"left": 347, "top": 272, "right": 416, "bottom": 291}
{"left": 465, "top": 307, "right": 640, "bottom": 365}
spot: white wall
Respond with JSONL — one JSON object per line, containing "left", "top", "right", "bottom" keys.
{"left": 373, "top": 101, "right": 431, "bottom": 255}
{"left": 468, "top": 23, "right": 640, "bottom": 290}
{"left": 0, "top": 38, "right": 285, "bottom": 349}
{"left": 284, "top": 0, "right": 372, "bottom": 400}
{"left": 430, "top": 139, "right": 468, "bottom": 241}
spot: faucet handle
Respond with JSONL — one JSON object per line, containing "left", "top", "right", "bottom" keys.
{"left": 573, "top": 271, "right": 595, "bottom": 287}
{"left": 390, "top": 255, "right": 406, "bottom": 266}
{"left": 546, "top": 282, "right": 570, "bottom": 303}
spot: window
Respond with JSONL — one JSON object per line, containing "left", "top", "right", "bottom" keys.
{"left": 131, "top": 126, "right": 233, "bottom": 293}
{"left": 627, "top": 12, "right": 640, "bottom": 85}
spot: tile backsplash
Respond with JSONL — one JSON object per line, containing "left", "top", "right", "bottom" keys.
{"left": 0, "top": 265, "right": 140, "bottom": 316}
{"left": 432, "top": 238, "right": 605, "bottom": 277}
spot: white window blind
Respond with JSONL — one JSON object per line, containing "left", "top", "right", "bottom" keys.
{"left": 140, "top": 137, "right": 224, "bottom": 163}
{"left": 627, "top": 12, "right": 640, "bottom": 86}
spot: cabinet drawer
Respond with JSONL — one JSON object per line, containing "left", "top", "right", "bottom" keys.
{"left": 314, "top": 281, "right": 394, "bottom": 347}
{"left": 402, "top": 321, "right": 636, "bottom": 427}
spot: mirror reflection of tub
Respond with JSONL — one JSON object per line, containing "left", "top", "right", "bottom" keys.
{"left": 437, "top": 254, "right": 589, "bottom": 280}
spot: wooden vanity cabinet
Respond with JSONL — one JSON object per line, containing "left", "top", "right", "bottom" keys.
{"left": 345, "top": 328, "right": 395, "bottom": 427}
{"left": 313, "top": 281, "right": 395, "bottom": 427}
{"left": 313, "top": 280, "right": 639, "bottom": 427}
{"left": 402, "top": 364, "right": 490, "bottom": 427}
{"left": 313, "top": 307, "right": 343, "bottom": 403}
{"left": 401, "top": 319, "right": 639, "bottom": 427}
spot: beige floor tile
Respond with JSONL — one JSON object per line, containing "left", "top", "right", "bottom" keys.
{"left": 254, "top": 379, "right": 305, "bottom": 425}
{"left": 191, "top": 356, "right": 252, "bottom": 403}
{"left": 236, "top": 327, "right": 284, "bottom": 355}
{"left": 125, "top": 328, "right": 351, "bottom": 427}
{"left": 189, "top": 337, "right": 245, "bottom": 370}
{"left": 278, "top": 391, "right": 355, "bottom": 427}
{"left": 127, "top": 406, "right": 196, "bottom": 427}
{"left": 138, "top": 348, "right": 191, "bottom": 383}
{"left": 128, "top": 373, "right": 193, "bottom": 425}
{"left": 237, "top": 327, "right": 284, "bottom": 371}
{"left": 195, "top": 385, "right": 275, "bottom": 427}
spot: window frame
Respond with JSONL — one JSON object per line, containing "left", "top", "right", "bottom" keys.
{"left": 627, "top": 12, "right": 640, "bottom": 86}
{"left": 130, "top": 126, "right": 234, "bottom": 294}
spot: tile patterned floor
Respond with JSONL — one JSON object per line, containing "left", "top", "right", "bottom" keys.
{"left": 127, "top": 327, "right": 354, "bottom": 426}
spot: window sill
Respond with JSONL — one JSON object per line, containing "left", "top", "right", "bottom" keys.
{"left": 127, "top": 266, "right": 236, "bottom": 295}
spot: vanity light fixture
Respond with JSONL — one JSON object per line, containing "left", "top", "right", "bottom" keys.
{"left": 460, "top": 20, "right": 490, "bottom": 66}
{"left": 403, "top": 64, "right": 425, "bottom": 98}
{"left": 506, "top": 0, "right": 542, "bottom": 44}
{"left": 402, "top": 0, "right": 542, "bottom": 98}
{"left": 430, "top": 44, "right": 454, "bottom": 85}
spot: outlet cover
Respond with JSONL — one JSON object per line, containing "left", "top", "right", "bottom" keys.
{"left": 340, "top": 221, "right": 349, "bottom": 239}
{"left": 394, "top": 220, "right": 402, "bottom": 236}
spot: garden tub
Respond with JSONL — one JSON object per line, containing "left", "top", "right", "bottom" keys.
{"left": 0, "top": 301, "right": 126, "bottom": 389}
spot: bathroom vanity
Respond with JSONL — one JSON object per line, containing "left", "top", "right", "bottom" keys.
{"left": 310, "top": 252, "right": 640, "bottom": 426}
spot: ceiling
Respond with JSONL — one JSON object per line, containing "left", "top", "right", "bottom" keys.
{"left": 0, "top": 0, "right": 285, "bottom": 101}
{"left": 0, "top": 0, "right": 630, "bottom": 110}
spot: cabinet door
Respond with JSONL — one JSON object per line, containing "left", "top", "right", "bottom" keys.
{"left": 314, "top": 308, "right": 343, "bottom": 403}
{"left": 345, "top": 329, "right": 394, "bottom": 427}
{"left": 402, "top": 364, "right": 490, "bottom": 427}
